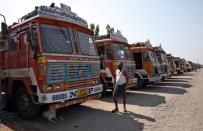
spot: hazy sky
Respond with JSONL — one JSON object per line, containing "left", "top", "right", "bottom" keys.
{"left": 0, "top": 0, "right": 202, "bottom": 64}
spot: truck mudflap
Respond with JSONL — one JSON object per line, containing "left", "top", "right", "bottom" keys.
{"left": 0, "top": 92, "right": 6, "bottom": 110}
{"left": 38, "top": 84, "right": 103, "bottom": 104}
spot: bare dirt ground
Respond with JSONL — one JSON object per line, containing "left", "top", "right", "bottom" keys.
{"left": 0, "top": 69, "right": 203, "bottom": 131}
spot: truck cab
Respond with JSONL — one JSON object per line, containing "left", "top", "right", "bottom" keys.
{"left": 174, "top": 57, "right": 184, "bottom": 74}
{"left": 153, "top": 45, "right": 171, "bottom": 80}
{"left": 95, "top": 31, "right": 137, "bottom": 92}
{"left": 184, "top": 60, "right": 192, "bottom": 72}
{"left": 166, "top": 54, "right": 177, "bottom": 75}
{"left": 0, "top": 3, "right": 103, "bottom": 119}
{"left": 130, "top": 40, "right": 161, "bottom": 88}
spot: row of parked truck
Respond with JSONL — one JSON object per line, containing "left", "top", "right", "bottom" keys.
{"left": 0, "top": 3, "right": 201, "bottom": 119}
{"left": 97, "top": 36, "right": 199, "bottom": 91}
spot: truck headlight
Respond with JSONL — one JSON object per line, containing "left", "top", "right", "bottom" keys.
{"left": 47, "top": 86, "right": 53, "bottom": 91}
{"left": 55, "top": 85, "right": 61, "bottom": 91}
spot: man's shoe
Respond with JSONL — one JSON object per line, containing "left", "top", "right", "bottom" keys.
{"left": 124, "top": 108, "right": 127, "bottom": 113}
{"left": 112, "top": 109, "right": 118, "bottom": 113}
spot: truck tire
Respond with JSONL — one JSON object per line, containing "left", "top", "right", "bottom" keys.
{"left": 15, "top": 88, "right": 40, "bottom": 119}
{"left": 161, "top": 76, "right": 165, "bottom": 81}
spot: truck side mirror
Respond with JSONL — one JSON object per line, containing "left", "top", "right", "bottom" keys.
{"left": 26, "top": 30, "right": 32, "bottom": 43}
{"left": 26, "top": 26, "right": 38, "bottom": 60}
{"left": 26, "top": 26, "right": 38, "bottom": 51}
{"left": 1, "top": 22, "right": 7, "bottom": 40}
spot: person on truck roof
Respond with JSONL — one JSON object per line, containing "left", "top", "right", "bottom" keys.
{"left": 112, "top": 62, "right": 128, "bottom": 113}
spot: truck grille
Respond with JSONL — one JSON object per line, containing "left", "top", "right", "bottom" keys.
{"left": 47, "top": 62, "right": 100, "bottom": 84}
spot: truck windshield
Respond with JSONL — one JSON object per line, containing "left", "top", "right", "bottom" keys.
{"left": 160, "top": 53, "right": 167, "bottom": 62}
{"left": 156, "top": 52, "right": 166, "bottom": 63}
{"left": 144, "top": 51, "right": 157, "bottom": 62}
{"left": 167, "top": 57, "right": 173, "bottom": 64}
{"left": 40, "top": 24, "right": 73, "bottom": 54}
{"left": 77, "top": 31, "right": 96, "bottom": 56}
{"left": 40, "top": 24, "right": 96, "bottom": 55}
{"left": 112, "top": 44, "right": 128, "bottom": 60}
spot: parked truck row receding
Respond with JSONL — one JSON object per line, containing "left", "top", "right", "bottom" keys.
{"left": 0, "top": 3, "right": 200, "bottom": 119}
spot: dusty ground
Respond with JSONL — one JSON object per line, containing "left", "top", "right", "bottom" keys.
{"left": 0, "top": 69, "right": 203, "bottom": 131}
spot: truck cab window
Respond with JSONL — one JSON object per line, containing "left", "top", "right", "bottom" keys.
{"left": 10, "top": 35, "right": 18, "bottom": 52}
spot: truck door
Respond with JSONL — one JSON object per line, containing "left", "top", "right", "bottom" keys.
{"left": 0, "top": 45, "right": 6, "bottom": 109}
{"left": 133, "top": 52, "right": 142, "bottom": 69}
{"left": 18, "top": 33, "right": 29, "bottom": 68}
{"left": 97, "top": 46, "right": 105, "bottom": 69}
{"left": 9, "top": 33, "right": 28, "bottom": 69}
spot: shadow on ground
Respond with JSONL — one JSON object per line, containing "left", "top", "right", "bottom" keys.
{"left": 102, "top": 91, "right": 166, "bottom": 107}
{"left": 142, "top": 85, "right": 188, "bottom": 95}
{"left": 156, "top": 81, "right": 192, "bottom": 88}
{"left": 169, "top": 77, "right": 192, "bottom": 80}
{"left": 1, "top": 105, "right": 146, "bottom": 131}
{"left": 163, "top": 79, "right": 189, "bottom": 83}
{"left": 179, "top": 73, "right": 195, "bottom": 76}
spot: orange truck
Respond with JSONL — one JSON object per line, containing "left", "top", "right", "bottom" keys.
{"left": 95, "top": 31, "right": 137, "bottom": 91}
{"left": 130, "top": 40, "right": 161, "bottom": 88}
{"left": 153, "top": 45, "right": 171, "bottom": 80}
{"left": 0, "top": 3, "right": 103, "bottom": 119}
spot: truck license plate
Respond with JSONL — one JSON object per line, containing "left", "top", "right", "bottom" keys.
{"left": 77, "top": 88, "right": 88, "bottom": 98}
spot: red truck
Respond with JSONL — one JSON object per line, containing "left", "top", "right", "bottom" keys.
{"left": 0, "top": 3, "right": 103, "bottom": 119}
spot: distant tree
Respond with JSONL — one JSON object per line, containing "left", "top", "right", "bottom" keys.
{"left": 90, "top": 23, "right": 95, "bottom": 35}
{"left": 106, "top": 24, "right": 115, "bottom": 36}
{"left": 95, "top": 25, "right": 100, "bottom": 37}
{"left": 106, "top": 24, "right": 111, "bottom": 35}
{"left": 110, "top": 27, "right": 114, "bottom": 34}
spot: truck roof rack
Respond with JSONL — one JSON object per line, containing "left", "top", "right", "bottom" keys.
{"left": 153, "top": 44, "right": 166, "bottom": 53}
{"left": 95, "top": 30, "right": 128, "bottom": 43}
{"left": 20, "top": 3, "right": 88, "bottom": 27}
{"left": 131, "top": 39, "right": 153, "bottom": 48}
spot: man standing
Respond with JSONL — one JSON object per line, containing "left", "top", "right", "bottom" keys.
{"left": 112, "top": 62, "right": 128, "bottom": 113}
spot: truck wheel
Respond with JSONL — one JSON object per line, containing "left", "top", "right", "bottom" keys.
{"left": 15, "top": 88, "right": 40, "bottom": 119}
{"left": 161, "top": 76, "right": 165, "bottom": 81}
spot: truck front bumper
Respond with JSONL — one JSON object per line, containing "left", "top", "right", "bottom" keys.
{"left": 38, "top": 84, "right": 103, "bottom": 104}
{"left": 48, "top": 93, "right": 101, "bottom": 110}
{"left": 127, "top": 78, "right": 138, "bottom": 88}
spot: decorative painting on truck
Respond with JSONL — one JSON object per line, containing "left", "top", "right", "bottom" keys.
{"left": 47, "top": 62, "right": 100, "bottom": 83}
